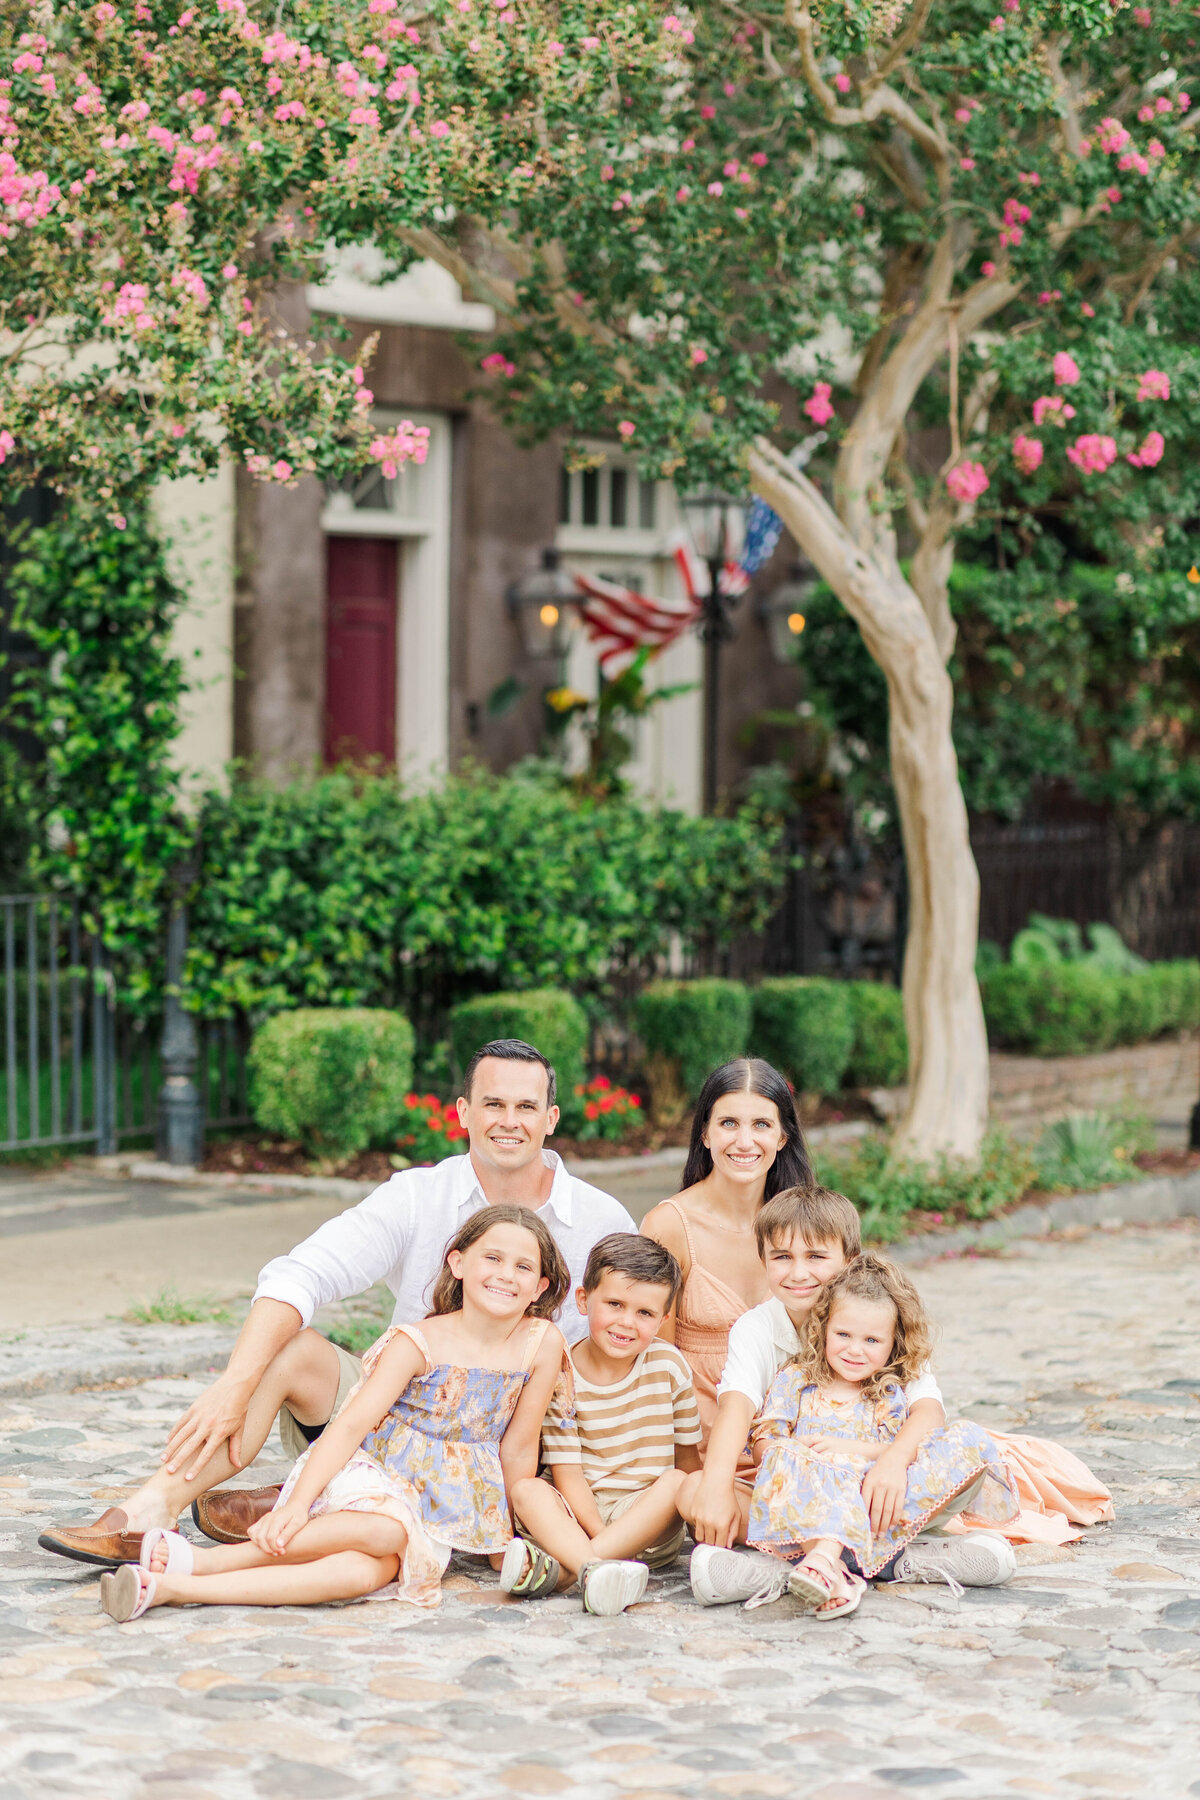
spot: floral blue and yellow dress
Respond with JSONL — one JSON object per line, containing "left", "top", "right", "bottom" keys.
{"left": 276, "top": 1318, "right": 566, "bottom": 1608}
{"left": 747, "top": 1369, "right": 1019, "bottom": 1578}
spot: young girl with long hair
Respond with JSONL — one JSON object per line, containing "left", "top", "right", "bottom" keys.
{"left": 747, "top": 1254, "right": 1018, "bottom": 1619}
{"left": 99, "top": 1205, "right": 571, "bottom": 1621}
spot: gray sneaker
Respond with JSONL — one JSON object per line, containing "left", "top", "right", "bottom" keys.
{"left": 580, "top": 1559, "right": 649, "bottom": 1616}
{"left": 689, "top": 1544, "right": 790, "bottom": 1608}
{"left": 891, "top": 1531, "right": 1016, "bottom": 1593}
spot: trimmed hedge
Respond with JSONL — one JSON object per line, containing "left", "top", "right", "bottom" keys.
{"left": 448, "top": 988, "right": 588, "bottom": 1130}
{"left": 636, "top": 978, "right": 753, "bottom": 1104}
{"left": 751, "top": 978, "right": 856, "bottom": 1096}
{"left": 249, "top": 1008, "right": 414, "bottom": 1160}
{"left": 846, "top": 982, "right": 909, "bottom": 1089}
{"left": 981, "top": 959, "right": 1200, "bottom": 1056}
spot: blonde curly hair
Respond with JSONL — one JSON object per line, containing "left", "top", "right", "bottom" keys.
{"left": 794, "top": 1252, "right": 936, "bottom": 1399}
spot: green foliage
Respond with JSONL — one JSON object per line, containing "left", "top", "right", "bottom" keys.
{"left": 750, "top": 978, "right": 856, "bottom": 1097}
{"left": 187, "top": 768, "right": 783, "bottom": 1030}
{"left": 636, "top": 979, "right": 752, "bottom": 1103}
{"left": 1034, "top": 1112, "right": 1154, "bottom": 1193}
{"left": 448, "top": 988, "right": 588, "bottom": 1130}
{"left": 980, "top": 959, "right": 1200, "bottom": 1056}
{"left": 248, "top": 1007, "right": 415, "bottom": 1161}
{"left": 574, "top": 1077, "right": 643, "bottom": 1143}
{"left": 1009, "top": 914, "right": 1146, "bottom": 974}
{"left": 544, "top": 649, "right": 697, "bottom": 799}
{"left": 817, "top": 1131, "right": 1037, "bottom": 1244}
{"left": 844, "top": 983, "right": 909, "bottom": 1090}
{"left": 2, "top": 502, "right": 190, "bottom": 1008}
{"left": 124, "top": 1286, "right": 233, "bottom": 1326}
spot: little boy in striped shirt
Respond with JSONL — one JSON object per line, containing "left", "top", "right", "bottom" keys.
{"left": 503, "top": 1234, "right": 702, "bottom": 1615}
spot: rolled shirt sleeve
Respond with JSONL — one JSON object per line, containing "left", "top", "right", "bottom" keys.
{"left": 716, "top": 1307, "right": 783, "bottom": 1411}
{"left": 252, "top": 1182, "right": 416, "bottom": 1328}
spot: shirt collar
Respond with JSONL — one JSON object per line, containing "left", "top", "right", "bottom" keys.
{"left": 451, "top": 1145, "right": 574, "bottom": 1226}
{"left": 766, "top": 1295, "right": 802, "bottom": 1355}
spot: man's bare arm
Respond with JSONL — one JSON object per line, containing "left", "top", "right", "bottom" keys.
{"left": 162, "top": 1298, "right": 304, "bottom": 1480}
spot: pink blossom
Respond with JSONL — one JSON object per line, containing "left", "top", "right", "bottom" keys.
{"left": 945, "top": 461, "right": 989, "bottom": 503}
{"left": 1138, "top": 105, "right": 1155, "bottom": 124}
{"left": 1127, "top": 430, "right": 1165, "bottom": 468}
{"left": 1012, "top": 434, "right": 1043, "bottom": 476}
{"left": 1147, "top": 140, "right": 1165, "bottom": 160}
{"left": 1037, "top": 290, "right": 1062, "bottom": 305}
{"left": 954, "top": 107, "right": 971, "bottom": 123}
{"left": 700, "top": 104, "right": 715, "bottom": 120}
{"left": 1132, "top": 4, "right": 1151, "bottom": 21}
{"left": 960, "top": 157, "right": 976, "bottom": 170}
{"left": 981, "top": 260, "right": 996, "bottom": 276}
{"left": 617, "top": 420, "right": 636, "bottom": 440}
{"left": 1080, "top": 302, "right": 1095, "bottom": 318}
{"left": 723, "top": 160, "right": 739, "bottom": 177}
{"left": 681, "top": 138, "right": 695, "bottom": 152}
{"left": 1053, "top": 351, "right": 1080, "bottom": 387}
{"left": 0, "top": 428, "right": 13, "bottom": 463}
{"left": 601, "top": 164, "right": 614, "bottom": 181}
{"left": 833, "top": 73, "right": 851, "bottom": 94}
{"left": 1105, "top": 185, "right": 1121, "bottom": 204}
{"left": 750, "top": 151, "right": 767, "bottom": 167}
{"left": 548, "top": 41, "right": 564, "bottom": 55}
{"left": 170, "top": 266, "right": 209, "bottom": 306}
{"left": 222, "top": 263, "right": 238, "bottom": 279}
{"left": 675, "top": 186, "right": 690, "bottom": 201}
{"left": 430, "top": 119, "right": 449, "bottom": 137}
{"left": 734, "top": 207, "right": 748, "bottom": 220}
{"left": 803, "top": 381, "right": 835, "bottom": 426}
{"left": 707, "top": 181, "right": 723, "bottom": 196}
{"left": 1179, "top": 93, "right": 1191, "bottom": 112}
{"left": 1137, "top": 369, "right": 1170, "bottom": 402}
{"left": 582, "top": 37, "right": 600, "bottom": 49}
{"left": 1156, "top": 96, "right": 1173, "bottom": 114}
{"left": 1032, "top": 395, "right": 1076, "bottom": 427}
{"left": 481, "top": 351, "right": 516, "bottom": 377}
{"left": 690, "top": 346, "right": 708, "bottom": 365}
{"left": 272, "top": 460, "right": 293, "bottom": 481}
{"left": 1098, "top": 117, "right": 1130, "bottom": 154}
{"left": 1066, "top": 433, "right": 1117, "bottom": 474}
{"left": 370, "top": 420, "right": 431, "bottom": 476}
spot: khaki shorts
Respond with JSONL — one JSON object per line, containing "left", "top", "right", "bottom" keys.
{"left": 278, "top": 1341, "right": 362, "bottom": 1461}
{"left": 516, "top": 1478, "right": 686, "bottom": 1571}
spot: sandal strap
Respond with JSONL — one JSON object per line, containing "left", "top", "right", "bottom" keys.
{"left": 510, "top": 1540, "right": 559, "bottom": 1598}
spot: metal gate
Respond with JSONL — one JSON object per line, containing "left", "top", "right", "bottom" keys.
{"left": 1, "top": 892, "right": 251, "bottom": 1159}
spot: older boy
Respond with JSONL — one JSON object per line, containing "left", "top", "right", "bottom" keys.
{"left": 684, "top": 1186, "right": 1014, "bottom": 1605}
{"left": 503, "top": 1233, "right": 702, "bottom": 1616}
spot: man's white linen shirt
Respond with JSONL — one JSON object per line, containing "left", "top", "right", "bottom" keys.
{"left": 253, "top": 1149, "right": 636, "bottom": 1346}
{"left": 717, "top": 1296, "right": 943, "bottom": 1410}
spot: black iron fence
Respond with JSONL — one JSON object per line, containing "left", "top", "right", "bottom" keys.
{"left": 0, "top": 891, "right": 252, "bottom": 1159}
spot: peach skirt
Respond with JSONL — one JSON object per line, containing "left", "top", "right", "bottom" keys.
{"left": 951, "top": 1430, "right": 1114, "bottom": 1545}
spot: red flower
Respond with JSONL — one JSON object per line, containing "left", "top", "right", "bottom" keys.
{"left": 585, "top": 1101, "right": 600, "bottom": 1120}
{"left": 628, "top": 1094, "right": 641, "bottom": 1109}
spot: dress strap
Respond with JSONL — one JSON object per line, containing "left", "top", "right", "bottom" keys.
{"left": 520, "top": 1317, "right": 552, "bottom": 1371}
{"left": 390, "top": 1322, "right": 434, "bottom": 1373}
{"left": 658, "top": 1197, "right": 697, "bottom": 1270}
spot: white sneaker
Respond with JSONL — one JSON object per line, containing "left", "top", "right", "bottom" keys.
{"left": 689, "top": 1544, "right": 790, "bottom": 1608}
{"left": 580, "top": 1559, "right": 649, "bottom": 1616}
{"left": 890, "top": 1531, "right": 1016, "bottom": 1593}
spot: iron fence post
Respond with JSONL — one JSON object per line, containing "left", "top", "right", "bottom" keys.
{"left": 157, "top": 894, "right": 205, "bottom": 1165}
{"left": 92, "top": 937, "right": 117, "bottom": 1155}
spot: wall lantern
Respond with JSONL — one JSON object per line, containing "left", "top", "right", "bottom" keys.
{"left": 759, "top": 561, "right": 816, "bottom": 665}
{"left": 506, "top": 548, "right": 580, "bottom": 659}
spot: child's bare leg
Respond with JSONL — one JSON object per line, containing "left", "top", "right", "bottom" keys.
{"left": 147, "top": 1512, "right": 404, "bottom": 1576}
{"left": 509, "top": 1478, "right": 595, "bottom": 1588}
{"left": 586, "top": 1471, "right": 686, "bottom": 1565}
{"left": 154, "top": 1548, "right": 399, "bottom": 1609}
{"left": 676, "top": 1471, "right": 752, "bottom": 1546}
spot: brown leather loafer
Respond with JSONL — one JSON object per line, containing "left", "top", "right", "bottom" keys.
{"left": 192, "top": 1485, "right": 283, "bottom": 1544}
{"left": 38, "top": 1508, "right": 145, "bottom": 1568}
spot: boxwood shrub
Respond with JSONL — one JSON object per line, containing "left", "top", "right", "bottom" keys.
{"left": 249, "top": 1008, "right": 414, "bottom": 1160}
{"left": 448, "top": 988, "right": 588, "bottom": 1130}
{"left": 636, "top": 978, "right": 752, "bottom": 1108}
{"left": 845, "top": 982, "right": 909, "bottom": 1089}
{"left": 750, "top": 978, "right": 856, "bottom": 1096}
{"left": 981, "top": 963, "right": 1123, "bottom": 1056}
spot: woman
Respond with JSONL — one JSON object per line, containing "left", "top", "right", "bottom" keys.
{"left": 641, "top": 1058, "right": 812, "bottom": 1451}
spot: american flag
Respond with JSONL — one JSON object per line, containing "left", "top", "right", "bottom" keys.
{"left": 572, "top": 542, "right": 750, "bottom": 676}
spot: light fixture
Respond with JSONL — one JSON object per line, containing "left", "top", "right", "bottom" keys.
{"left": 679, "top": 489, "right": 748, "bottom": 567}
{"left": 678, "top": 489, "right": 750, "bottom": 813}
{"left": 760, "top": 561, "right": 816, "bottom": 665}
{"left": 506, "top": 548, "right": 580, "bottom": 659}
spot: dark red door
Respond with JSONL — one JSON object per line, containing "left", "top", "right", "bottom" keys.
{"left": 324, "top": 536, "right": 398, "bottom": 765}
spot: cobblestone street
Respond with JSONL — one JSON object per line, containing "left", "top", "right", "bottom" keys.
{"left": 2, "top": 1219, "right": 1198, "bottom": 1800}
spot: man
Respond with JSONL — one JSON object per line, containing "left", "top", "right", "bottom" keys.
{"left": 40, "top": 1038, "right": 635, "bottom": 1567}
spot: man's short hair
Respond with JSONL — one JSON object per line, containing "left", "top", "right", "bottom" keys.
{"left": 754, "top": 1186, "right": 862, "bottom": 1261}
{"left": 462, "top": 1038, "right": 557, "bottom": 1109}
{"left": 582, "top": 1232, "right": 682, "bottom": 1305}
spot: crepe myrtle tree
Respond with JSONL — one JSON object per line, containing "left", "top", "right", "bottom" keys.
{"left": 387, "top": 0, "right": 1199, "bottom": 1162}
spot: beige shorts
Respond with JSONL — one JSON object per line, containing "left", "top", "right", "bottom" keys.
{"left": 516, "top": 1478, "right": 686, "bottom": 1571}
{"left": 278, "top": 1341, "right": 362, "bottom": 1461}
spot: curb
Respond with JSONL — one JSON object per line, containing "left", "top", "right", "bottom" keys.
{"left": 0, "top": 1320, "right": 241, "bottom": 1400}
{"left": 82, "top": 1119, "right": 872, "bottom": 1198}
{"left": 889, "top": 1167, "right": 1200, "bottom": 1264}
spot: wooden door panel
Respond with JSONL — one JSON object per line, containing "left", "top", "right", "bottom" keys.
{"left": 324, "top": 536, "right": 398, "bottom": 765}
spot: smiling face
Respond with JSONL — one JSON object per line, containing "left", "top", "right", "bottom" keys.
{"left": 824, "top": 1294, "right": 897, "bottom": 1386}
{"left": 446, "top": 1220, "right": 549, "bottom": 1321}
{"left": 578, "top": 1269, "right": 672, "bottom": 1364}
{"left": 457, "top": 1055, "right": 559, "bottom": 1177}
{"left": 702, "top": 1090, "right": 787, "bottom": 1186}
{"left": 763, "top": 1232, "right": 847, "bottom": 1322}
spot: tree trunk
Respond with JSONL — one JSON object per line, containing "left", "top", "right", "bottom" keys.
{"left": 748, "top": 439, "right": 988, "bottom": 1162}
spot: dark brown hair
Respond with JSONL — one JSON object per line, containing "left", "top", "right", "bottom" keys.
{"left": 427, "top": 1204, "right": 569, "bottom": 1320}
{"left": 754, "top": 1186, "right": 862, "bottom": 1261}
{"left": 582, "top": 1232, "right": 682, "bottom": 1305}
{"left": 681, "top": 1059, "right": 812, "bottom": 1199}
{"left": 794, "top": 1252, "right": 935, "bottom": 1399}
{"left": 462, "top": 1039, "right": 556, "bottom": 1108}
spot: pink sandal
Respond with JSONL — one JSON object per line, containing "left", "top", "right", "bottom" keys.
{"left": 788, "top": 1550, "right": 866, "bottom": 1619}
{"left": 100, "top": 1563, "right": 158, "bottom": 1622}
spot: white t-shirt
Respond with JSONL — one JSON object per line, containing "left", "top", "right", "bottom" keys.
{"left": 716, "top": 1296, "right": 943, "bottom": 1412}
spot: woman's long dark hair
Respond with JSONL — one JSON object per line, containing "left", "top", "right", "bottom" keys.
{"left": 680, "top": 1058, "right": 812, "bottom": 1200}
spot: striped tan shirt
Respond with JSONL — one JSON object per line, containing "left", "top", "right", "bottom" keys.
{"left": 541, "top": 1340, "right": 703, "bottom": 1500}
